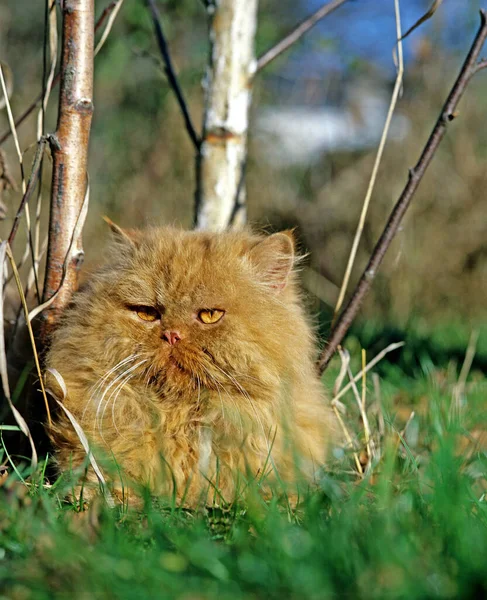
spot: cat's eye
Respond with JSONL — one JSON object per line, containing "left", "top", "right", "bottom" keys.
{"left": 198, "top": 309, "right": 225, "bottom": 324}
{"left": 131, "top": 305, "right": 160, "bottom": 322}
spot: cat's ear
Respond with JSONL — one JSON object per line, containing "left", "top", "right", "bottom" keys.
{"left": 248, "top": 231, "right": 295, "bottom": 291}
{"left": 103, "top": 216, "right": 138, "bottom": 246}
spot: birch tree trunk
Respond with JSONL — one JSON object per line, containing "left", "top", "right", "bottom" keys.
{"left": 195, "top": 0, "right": 258, "bottom": 231}
{"left": 42, "top": 0, "right": 94, "bottom": 336}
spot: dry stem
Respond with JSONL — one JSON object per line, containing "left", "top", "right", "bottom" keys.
{"left": 318, "top": 10, "right": 487, "bottom": 373}
{"left": 333, "top": 0, "right": 404, "bottom": 320}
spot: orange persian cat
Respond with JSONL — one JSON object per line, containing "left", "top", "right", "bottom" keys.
{"left": 46, "top": 226, "right": 334, "bottom": 506}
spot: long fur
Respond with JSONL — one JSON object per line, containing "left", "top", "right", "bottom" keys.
{"left": 46, "top": 227, "right": 335, "bottom": 506}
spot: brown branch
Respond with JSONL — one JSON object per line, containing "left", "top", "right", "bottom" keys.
{"left": 256, "top": 0, "right": 349, "bottom": 72}
{"left": 41, "top": 0, "right": 94, "bottom": 338}
{"left": 96, "top": 1, "right": 119, "bottom": 33}
{"left": 471, "top": 57, "right": 487, "bottom": 75}
{"left": 0, "top": 2, "right": 116, "bottom": 148}
{"left": 144, "top": 0, "right": 200, "bottom": 150}
{"left": 318, "top": 10, "right": 487, "bottom": 374}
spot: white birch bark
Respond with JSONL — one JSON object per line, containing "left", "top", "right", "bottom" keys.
{"left": 195, "top": 0, "right": 258, "bottom": 231}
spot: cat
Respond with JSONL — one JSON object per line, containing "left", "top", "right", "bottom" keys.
{"left": 46, "top": 225, "right": 335, "bottom": 506}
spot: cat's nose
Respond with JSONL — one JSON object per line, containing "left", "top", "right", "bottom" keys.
{"left": 162, "top": 330, "right": 182, "bottom": 346}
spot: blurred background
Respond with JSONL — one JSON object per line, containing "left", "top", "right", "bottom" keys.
{"left": 0, "top": 0, "right": 486, "bottom": 372}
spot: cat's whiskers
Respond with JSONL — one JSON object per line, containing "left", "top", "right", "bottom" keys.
{"left": 211, "top": 362, "right": 271, "bottom": 454}
{"left": 201, "top": 365, "right": 245, "bottom": 438}
{"left": 95, "top": 358, "right": 147, "bottom": 438}
{"left": 82, "top": 354, "right": 137, "bottom": 422}
{"left": 100, "top": 369, "right": 138, "bottom": 441}
{"left": 196, "top": 375, "right": 201, "bottom": 405}
{"left": 143, "top": 362, "right": 155, "bottom": 391}
{"left": 110, "top": 371, "right": 139, "bottom": 438}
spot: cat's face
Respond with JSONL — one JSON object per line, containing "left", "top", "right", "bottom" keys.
{"left": 88, "top": 227, "right": 297, "bottom": 397}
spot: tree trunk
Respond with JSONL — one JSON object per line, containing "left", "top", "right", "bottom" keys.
{"left": 42, "top": 0, "right": 94, "bottom": 337}
{"left": 195, "top": 0, "right": 258, "bottom": 231}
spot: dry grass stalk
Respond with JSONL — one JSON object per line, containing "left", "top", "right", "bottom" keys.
{"left": 0, "top": 242, "right": 38, "bottom": 472}
{"left": 4, "top": 243, "right": 51, "bottom": 427}
{"left": 33, "top": 0, "right": 58, "bottom": 293}
{"left": 372, "top": 373, "right": 385, "bottom": 438}
{"left": 331, "top": 348, "right": 363, "bottom": 475}
{"left": 333, "top": 0, "right": 404, "bottom": 320}
{"left": 42, "top": 0, "right": 94, "bottom": 337}
{"left": 0, "top": 64, "right": 26, "bottom": 195}
{"left": 332, "top": 341, "right": 405, "bottom": 403}
{"left": 0, "top": 2, "right": 120, "bottom": 148}
{"left": 0, "top": 60, "right": 40, "bottom": 302}
{"left": 318, "top": 10, "right": 487, "bottom": 373}
{"left": 451, "top": 329, "right": 479, "bottom": 419}
{"left": 394, "top": 410, "right": 415, "bottom": 456}
{"left": 95, "top": 0, "right": 125, "bottom": 56}
{"left": 45, "top": 368, "right": 115, "bottom": 508}
{"left": 361, "top": 349, "right": 373, "bottom": 461}
{"left": 341, "top": 350, "right": 373, "bottom": 466}
{"left": 400, "top": 0, "right": 443, "bottom": 41}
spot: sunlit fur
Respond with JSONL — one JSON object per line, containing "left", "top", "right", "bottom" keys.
{"left": 46, "top": 227, "right": 335, "bottom": 506}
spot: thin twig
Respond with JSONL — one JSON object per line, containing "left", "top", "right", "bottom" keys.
{"left": 372, "top": 373, "right": 385, "bottom": 438}
{"left": 400, "top": 0, "right": 443, "bottom": 41}
{"left": 361, "top": 349, "right": 372, "bottom": 460}
{"left": 331, "top": 348, "right": 363, "bottom": 474}
{"left": 0, "top": 242, "right": 38, "bottom": 472}
{"left": 5, "top": 243, "right": 51, "bottom": 427}
{"left": 332, "top": 404, "right": 363, "bottom": 475}
{"left": 7, "top": 138, "right": 48, "bottom": 246}
{"left": 333, "top": 347, "right": 350, "bottom": 397}
{"left": 451, "top": 329, "right": 479, "bottom": 419}
{"left": 342, "top": 350, "right": 372, "bottom": 463}
{"left": 1, "top": 59, "right": 44, "bottom": 303}
{"left": 318, "top": 10, "right": 487, "bottom": 373}
{"left": 333, "top": 0, "right": 404, "bottom": 321}
{"left": 394, "top": 410, "right": 415, "bottom": 455}
{"left": 0, "top": 64, "right": 26, "bottom": 194}
{"left": 256, "top": 0, "right": 349, "bottom": 72}
{"left": 0, "top": 3, "right": 119, "bottom": 148}
{"left": 144, "top": 0, "right": 200, "bottom": 150}
{"left": 95, "top": 0, "right": 125, "bottom": 56}
{"left": 30, "top": 0, "right": 58, "bottom": 305}
{"left": 471, "top": 57, "right": 487, "bottom": 75}
{"left": 331, "top": 342, "right": 405, "bottom": 403}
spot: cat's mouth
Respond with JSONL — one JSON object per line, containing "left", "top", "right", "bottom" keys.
{"left": 168, "top": 354, "right": 186, "bottom": 373}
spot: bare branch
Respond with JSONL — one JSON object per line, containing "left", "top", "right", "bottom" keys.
{"left": 41, "top": 0, "right": 94, "bottom": 337}
{"left": 400, "top": 0, "right": 443, "bottom": 41}
{"left": 7, "top": 138, "right": 48, "bottom": 246}
{"left": 471, "top": 57, "right": 487, "bottom": 76}
{"left": 0, "top": 2, "right": 118, "bottom": 148}
{"left": 318, "top": 10, "right": 487, "bottom": 374}
{"left": 95, "top": 0, "right": 125, "bottom": 56}
{"left": 144, "top": 0, "right": 200, "bottom": 151}
{"left": 256, "top": 0, "right": 349, "bottom": 72}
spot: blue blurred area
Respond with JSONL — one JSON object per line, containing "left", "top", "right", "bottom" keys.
{"left": 287, "top": 0, "right": 483, "bottom": 77}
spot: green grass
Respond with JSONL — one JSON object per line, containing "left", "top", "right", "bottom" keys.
{"left": 0, "top": 338, "right": 486, "bottom": 599}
